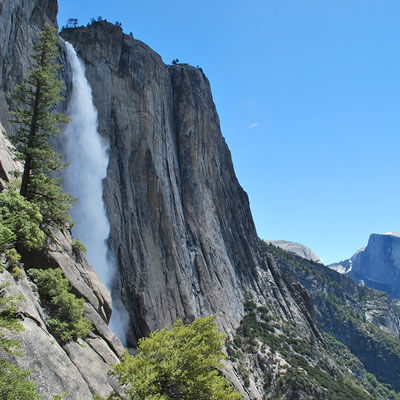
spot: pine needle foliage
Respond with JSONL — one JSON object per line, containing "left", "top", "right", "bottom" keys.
{"left": 28, "top": 267, "right": 91, "bottom": 343}
{"left": 112, "top": 315, "right": 242, "bottom": 400}
{"left": 0, "top": 360, "right": 42, "bottom": 400}
{"left": 0, "top": 187, "right": 44, "bottom": 251}
{"left": 9, "top": 23, "right": 74, "bottom": 225}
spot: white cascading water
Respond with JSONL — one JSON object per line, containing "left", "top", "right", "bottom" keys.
{"left": 61, "top": 41, "right": 128, "bottom": 346}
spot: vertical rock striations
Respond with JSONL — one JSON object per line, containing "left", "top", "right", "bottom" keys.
{"left": 0, "top": 0, "right": 58, "bottom": 131}
{"left": 61, "top": 22, "right": 317, "bottom": 351}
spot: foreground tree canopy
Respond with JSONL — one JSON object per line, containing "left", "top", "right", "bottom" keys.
{"left": 112, "top": 315, "right": 241, "bottom": 400}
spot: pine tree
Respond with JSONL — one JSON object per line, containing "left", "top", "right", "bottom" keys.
{"left": 10, "top": 23, "right": 74, "bottom": 225}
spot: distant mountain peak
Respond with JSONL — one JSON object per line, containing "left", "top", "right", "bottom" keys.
{"left": 329, "top": 232, "right": 400, "bottom": 298}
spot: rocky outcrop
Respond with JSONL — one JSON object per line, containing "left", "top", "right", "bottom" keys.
{"left": 0, "top": 5, "right": 326, "bottom": 397}
{"left": 265, "top": 240, "right": 322, "bottom": 263}
{"left": 328, "top": 247, "right": 363, "bottom": 274}
{"left": 1, "top": 226, "right": 124, "bottom": 399}
{"left": 0, "top": 106, "right": 122, "bottom": 400}
{"left": 0, "top": 117, "right": 123, "bottom": 399}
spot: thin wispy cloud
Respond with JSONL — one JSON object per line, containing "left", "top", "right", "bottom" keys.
{"left": 248, "top": 122, "right": 259, "bottom": 129}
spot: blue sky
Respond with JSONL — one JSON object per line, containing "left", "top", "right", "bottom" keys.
{"left": 58, "top": 1, "right": 400, "bottom": 264}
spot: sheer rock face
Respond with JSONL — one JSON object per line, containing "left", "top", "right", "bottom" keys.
{"left": 0, "top": 0, "right": 58, "bottom": 132}
{"left": 60, "top": 23, "right": 324, "bottom": 399}
{"left": 60, "top": 22, "right": 318, "bottom": 352}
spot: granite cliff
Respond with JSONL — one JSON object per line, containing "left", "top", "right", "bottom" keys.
{"left": 59, "top": 21, "right": 400, "bottom": 398}
{"left": 60, "top": 22, "right": 317, "bottom": 348}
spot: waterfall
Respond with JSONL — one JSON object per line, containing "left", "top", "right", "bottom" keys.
{"left": 61, "top": 42, "right": 128, "bottom": 346}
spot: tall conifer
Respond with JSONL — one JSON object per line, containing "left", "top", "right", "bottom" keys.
{"left": 10, "top": 23, "right": 74, "bottom": 225}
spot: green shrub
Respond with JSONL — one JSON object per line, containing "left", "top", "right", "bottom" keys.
{"left": 5, "top": 248, "right": 26, "bottom": 280}
{"left": 11, "top": 266, "right": 25, "bottom": 280}
{"left": 5, "top": 248, "right": 21, "bottom": 268}
{"left": 0, "top": 188, "right": 44, "bottom": 251}
{"left": 72, "top": 237, "right": 87, "bottom": 254}
{"left": 238, "top": 364, "right": 250, "bottom": 387}
{"left": 0, "top": 360, "right": 41, "bottom": 400}
{"left": 28, "top": 268, "right": 92, "bottom": 343}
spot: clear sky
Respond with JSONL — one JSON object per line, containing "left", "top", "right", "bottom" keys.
{"left": 57, "top": 1, "right": 400, "bottom": 264}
